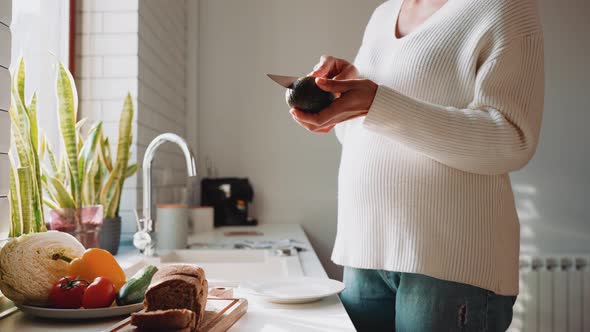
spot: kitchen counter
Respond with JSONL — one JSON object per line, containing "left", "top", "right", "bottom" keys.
{"left": 0, "top": 224, "right": 355, "bottom": 332}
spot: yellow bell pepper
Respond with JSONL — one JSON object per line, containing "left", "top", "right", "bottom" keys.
{"left": 52, "top": 248, "right": 126, "bottom": 290}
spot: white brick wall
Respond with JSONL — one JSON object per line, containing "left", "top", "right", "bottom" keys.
{"left": 77, "top": 34, "right": 138, "bottom": 56}
{"left": 103, "top": 56, "right": 138, "bottom": 77}
{"left": 103, "top": 12, "right": 138, "bottom": 33}
{"left": 75, "top": 0, "right": 190, "bottom": 239}
{"left": 0, "top": 0, "right": 11, "bottom": 237}
{"left": 76, "top": 0, "right": 138, "bottom": 13}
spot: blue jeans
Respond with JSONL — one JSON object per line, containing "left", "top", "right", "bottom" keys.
{"left": 340, "top": 267, "right": 516, "bottom": 332}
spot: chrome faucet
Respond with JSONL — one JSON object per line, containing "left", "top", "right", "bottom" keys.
{"left": 134, "top": 133, "right": 197, "bottom": 256}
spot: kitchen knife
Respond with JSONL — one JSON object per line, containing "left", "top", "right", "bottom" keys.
{"left": 267, "top": 74, "right": 299, "bottom": 89}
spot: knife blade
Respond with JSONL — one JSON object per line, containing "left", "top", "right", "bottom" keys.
{"left": 267, "top": 74, "right": 299, "bottom": 89}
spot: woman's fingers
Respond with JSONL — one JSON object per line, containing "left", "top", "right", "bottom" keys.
{"left": 292, "top": 103, "right": 355, "bottom": 128}
{"left": 312, "top": 125, "right": 335, "bottom": 133}
{"left": 316, "top": 78, "right": 361, "bottom": 93}
{"left": 333, "top": 65, "right": 359, "bottom": 80}
{"left": 291, "top": 106, "right": 362, "bottom": 132}
{"left": 310, "top": 55, "right": 360, "bottom": 81}
{"left": 311, "top": 55, "right": 336, "bottom": 78}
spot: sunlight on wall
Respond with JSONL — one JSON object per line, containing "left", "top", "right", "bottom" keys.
{"left": 513, "top": 183, "right": 539, "bottom": 254}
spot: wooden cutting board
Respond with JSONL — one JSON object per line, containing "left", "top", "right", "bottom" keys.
{"left": 107, "top": 298, "right": 248, "bottom": 332}
{"left": 199, "top": 298, "right": 248, "bottom": 332}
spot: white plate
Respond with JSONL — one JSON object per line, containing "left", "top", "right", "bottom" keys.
{"left": 241, "top": 277, "right": 345, "bottom": 304}
{"left": 16, "top": 303, "right": 143, "bottom": 319}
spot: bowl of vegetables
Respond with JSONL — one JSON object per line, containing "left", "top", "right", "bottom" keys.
{"left": 9, "top": 246, "right": 158, "bottom": 319}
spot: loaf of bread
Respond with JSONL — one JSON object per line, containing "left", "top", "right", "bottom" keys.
{"left": 131, "top": 309, "right": 196, "bottom": 331}
{"left": 143, "top": 264, "right": 208, "bottom": 329}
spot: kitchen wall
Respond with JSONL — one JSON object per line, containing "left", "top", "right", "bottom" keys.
{"left": 197, "top": 0, "right": 383, "bottom": 279}
{"left": 137, "top": 0, "right": 190, "bottom": 211}
{"left": 75, "top": 0, "right": 193, "bottom": 238}
{"left": 75, "top": 0, "right": 140, "bottom": 236}
{"left": 512, "top": 0, "right": 590, "bottom": 254}
{"left": 0, "top": 0, "right": 11, "bottom": 237}
{"left": 196, "top": 0, "right": 590, "bottom": 280}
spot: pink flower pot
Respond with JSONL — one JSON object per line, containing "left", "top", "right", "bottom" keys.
{"left": 48, "top": 205, "right": 104, "bottom": 248}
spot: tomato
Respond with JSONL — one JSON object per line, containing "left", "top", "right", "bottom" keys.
{"left": 82, "top": 277, "right": 117, "bottom": 309}
{"left": 49, "top": 276, "right": 89, "bottom": 309}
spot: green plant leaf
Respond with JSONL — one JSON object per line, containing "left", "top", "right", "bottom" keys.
{"left": 27, "top": 92, "right": 38, "bottom": 151}
{"left": 45, "top": 137, "right": 59, "bottom": 173}
{"left": 8, "top": 155, "right": 22, "bottom": 237}
{"left": 125, "top": 164, "right": 138, "bottom": 179}
{"left": 55, "top": 62, "right": 80, "bottom": 207}
{"left": 100, "top": 94, "right": 134, "bottom": 218}
{"left": 39, "top": 133, "right": 47, "bottom": 161}
{"left": 106, "top": 184, "right": 121, "bottom": 218}
{"left": 76, "top": 118, "right": 88, "bottom": 132}
{"left": 48, "top": 176, "right": 76, "bottom": 209}
{"left": 43, "top": 198, "right": 60, "bottom": 212}
{"left": 92, "top": 160, "right": 104, "bottom": 205}
{"left": 10, "top": 94, "right": 45, "bottom": 231}
{"left": 16, "top": 167, "right": 33, "bottom": 234}
{"left": 28, "top": 94, "right": 45, "bottom": 230}
{"left": 78, "top": 122, "right": 102, "bottom": 205}
{"left": 8, "top": 96, "right": 31, "bottom": 168}
{"left": 13, "top": 58, "right": 26, "bottom": 110}
{"left": 58, "top": 154, "right": 67, "bottom": 181}
{"left": 99, "top": 137, "right": 113, "bottom": 173}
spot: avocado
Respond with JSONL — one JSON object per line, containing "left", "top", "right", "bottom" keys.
{"left": 285, "top": 76, "right": 335, "bottom": 114}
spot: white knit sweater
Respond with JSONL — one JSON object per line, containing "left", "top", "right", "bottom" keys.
{"left": 331, "top": 0, "right": 544, "bottom": 295}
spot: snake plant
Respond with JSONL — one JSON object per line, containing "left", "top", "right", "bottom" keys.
{"left": 41, "top": 62, "right": 137, "bottom": 219}
{"left": 8, "top": 58, "right": 47, "bottom": 236}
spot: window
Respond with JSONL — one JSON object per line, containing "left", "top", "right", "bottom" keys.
{"left": 10, "top": 0, "right": 71, "bottom": 147}
{"left": 0, "top": 0, "right": 72, "bottom": 239}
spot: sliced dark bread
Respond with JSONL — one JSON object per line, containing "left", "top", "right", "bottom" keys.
{"left": 151, "top": 264, "right": 206, "bottom": 283}
{"left": 144, "top": 264, "right": 208, "bottom": 328}
{"left": 131, "top": 309, "right": 195, "bottom": 331}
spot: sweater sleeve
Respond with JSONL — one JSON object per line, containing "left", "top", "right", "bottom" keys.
{"left": 363, "top": 32, "right": 544, "bottom": 175}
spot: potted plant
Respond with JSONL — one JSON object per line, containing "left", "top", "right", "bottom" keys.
{"left": 7, "top": 58, "right": 47, "bottom": 237}
{"left": 1, "top": 62, "right": 87, "bottom": 305}
{"left": 94, "top": 95, "right": 137, "bottom": 255}
{"left": 40, "top": 61, "right": 137, "bottom": 252}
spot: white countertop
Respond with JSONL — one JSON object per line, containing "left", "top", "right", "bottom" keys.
{"left": 0, "top": 224, "right": 355, "bottom": 332}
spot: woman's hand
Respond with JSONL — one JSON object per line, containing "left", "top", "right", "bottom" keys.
{"left": 291, "top": 77, "right": 378, "bottom": 133}
{"left": 310, "top": 55, "right": 359, "bottom": 80}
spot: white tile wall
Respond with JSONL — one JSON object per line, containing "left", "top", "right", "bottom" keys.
{"left": 76, "top": 13, "right": 102, "bottom": 34}
{"left": 0, "top": 197, "right": 8, "bottom": 236}
{"left": 0, "top": 0, "right": 10, "bottom": 26}
{"left": 103, "top": 12, "right": 138, "bottom": 33}
{"left": 0, "top": 154, "right": 8, "bottom": 196}
{"left": 78, "top": 34, "right": 138, "bottom": 56}
{"left": 78, "top": 78, "right": 138, "bottom": 99}
{"left": 0, "top": 111, "right": 9, "bottom": 152}
{"left": 77, "top": 0, "right": 138, "bottom": 13}
{"left": 0, "top": 69, "right": 9, "bottom": 111}
{"left": 0, "top": 24, "right": 9, "bottom": 68}
{"left": 102, "top": 56, "right": 138, "bottom": 77}
{"left": 75, "top": 56, "right": 103, "bottom": 78}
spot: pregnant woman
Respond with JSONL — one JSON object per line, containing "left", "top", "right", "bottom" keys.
{"left": 291, "top": 0, "right": 544, "bottom": 331}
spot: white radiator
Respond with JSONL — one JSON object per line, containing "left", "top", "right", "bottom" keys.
{"left": 509, "top": 256, "right": 590, "bottom": 332}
